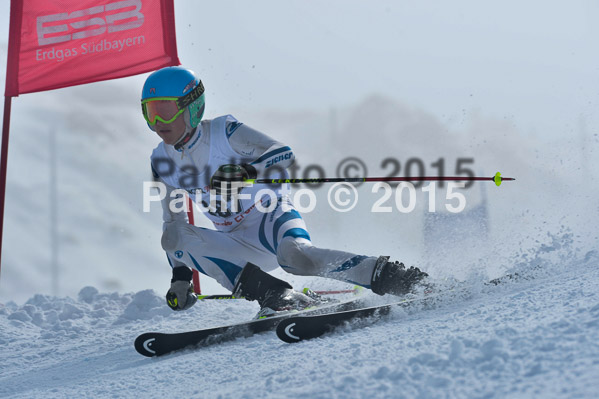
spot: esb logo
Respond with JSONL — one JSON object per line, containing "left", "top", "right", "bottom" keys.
{"left": 37, "top": 0, "right": 145, "bottom": 46}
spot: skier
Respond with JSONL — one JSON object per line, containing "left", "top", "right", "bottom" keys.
{"left": 141, "top": 66, "right": 428, "bottom": 317}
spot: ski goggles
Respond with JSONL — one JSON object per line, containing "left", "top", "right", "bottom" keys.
{"left": 142, "top": 99, "right": 183, "bottom": 125}
{"left": 141, "top": 81, "right": 205, "bottom": 125}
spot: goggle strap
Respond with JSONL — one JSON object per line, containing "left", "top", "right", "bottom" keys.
{"left": 177, "top": 81, "right": 205, "bottom": 109}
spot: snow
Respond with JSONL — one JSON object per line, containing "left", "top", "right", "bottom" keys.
{"left": 1, "top": 241, "right": 598, "bottom": 398}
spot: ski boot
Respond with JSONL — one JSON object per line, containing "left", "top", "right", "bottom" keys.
{"left": 370, "top": 256, "right": 428, "bottom": 296}
{"left": 232, "top": 262, "right": 329, "bottom": 318}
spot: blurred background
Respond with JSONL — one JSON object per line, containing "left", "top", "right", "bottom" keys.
{"left": 1, "top": 0, "right": 597, "bottom": 304}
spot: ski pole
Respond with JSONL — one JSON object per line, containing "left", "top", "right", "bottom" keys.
{"left": 247, "top": 171, "right": 514, "bottom": 187}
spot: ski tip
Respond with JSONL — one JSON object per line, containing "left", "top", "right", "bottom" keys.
{"left": 134, "top": 333, "right": 160, "bottom": 357}
{"left": 276, "top": 318, "right": 303, "bottom": 343}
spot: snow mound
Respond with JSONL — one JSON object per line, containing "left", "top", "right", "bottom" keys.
{"left": 1, "top": 236, "right": 599, "bottom": 398}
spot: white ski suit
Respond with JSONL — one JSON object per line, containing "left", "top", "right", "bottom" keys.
{"left": 151, "top": 115, "right": 378, "bottom": 291}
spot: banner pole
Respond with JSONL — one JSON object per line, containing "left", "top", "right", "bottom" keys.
{"left": 0, "top": 96, "right": 13, "bottom": 274}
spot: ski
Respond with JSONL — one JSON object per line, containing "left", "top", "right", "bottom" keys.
{"left": 134, "top": 297, "right": 364, "bottom": 357}
{"left": 276, "top": 272, "right": 531, "bottom": 343}
{"left": 275, "top": 295, "right": 433, "bottom": 343}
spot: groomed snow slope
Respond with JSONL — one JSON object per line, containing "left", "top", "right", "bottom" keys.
{"left": 1, "top": 242, "right": 598, "bottom": 399}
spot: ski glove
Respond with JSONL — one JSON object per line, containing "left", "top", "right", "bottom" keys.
{"left": 166, "top": 267, "right": 197, "bottom": 311}
{"left": 210, "top": 164, "right": 257, "bottom": 197}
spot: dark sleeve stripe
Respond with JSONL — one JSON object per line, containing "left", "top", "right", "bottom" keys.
{"left": 250, "top": 146, "right": 292, "bottom": 165}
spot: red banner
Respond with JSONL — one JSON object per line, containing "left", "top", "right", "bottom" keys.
{"left": 5, "top": 0, "right": 179, "bottom": 96}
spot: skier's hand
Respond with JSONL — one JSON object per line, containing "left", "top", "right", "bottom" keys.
{"left": 166, "top": 266, "right": 197, "bottom": 311}
{"left": 166, "top": 281, "right": 197, "bottom": 311}
{"left": 210, "top": 164, "right": 257, "bottom": 197}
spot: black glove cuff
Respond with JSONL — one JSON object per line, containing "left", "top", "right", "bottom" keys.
{"left": 241, "top": 163, "right": 258, "bottom": 180}
{"left": 171, "top": 266, "right": 193, "bottom": 283}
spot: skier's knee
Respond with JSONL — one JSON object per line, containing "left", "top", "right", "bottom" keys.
{"left": 161, "top": 221, "right": 185, "bottom": 252}
{"left": 276, "top": 236, "right": 317, "bottom": 276}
